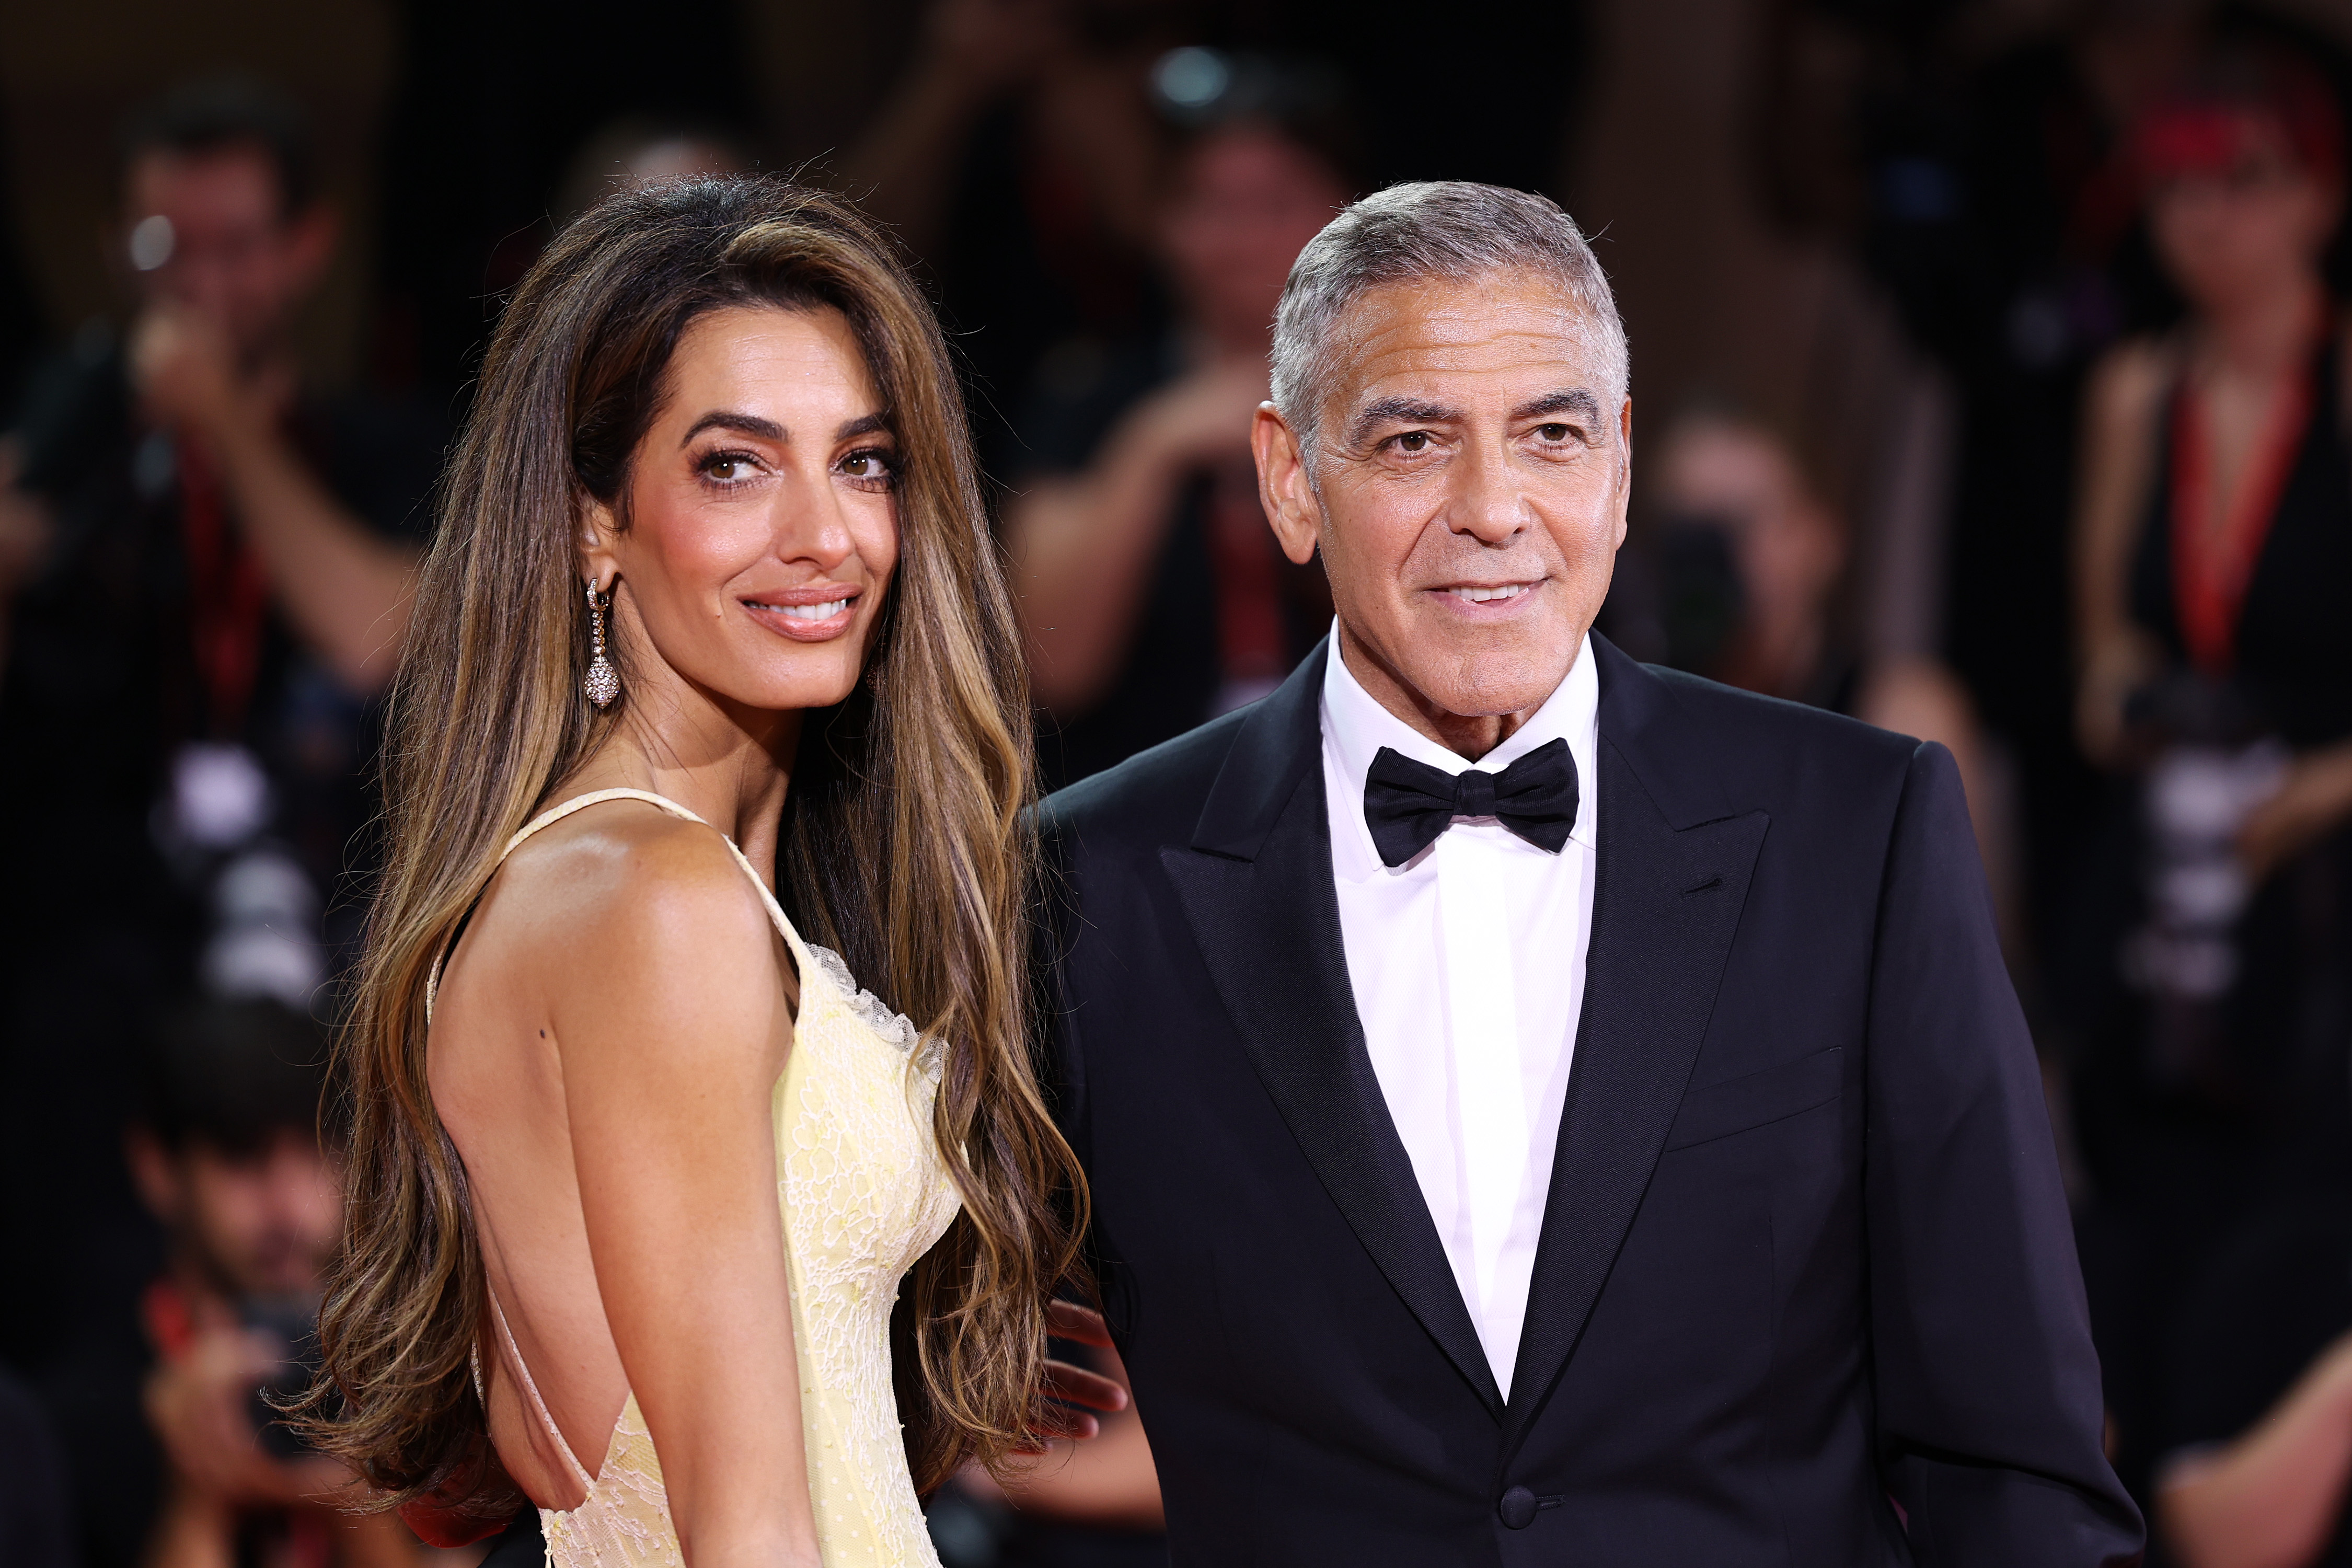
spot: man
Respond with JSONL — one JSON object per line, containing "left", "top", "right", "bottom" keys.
{"left": 1037, "top": 182, "right": 2142, "bottom": 1563}
{"left": 125, "top": 997, "right": 416, "bottom": 1568}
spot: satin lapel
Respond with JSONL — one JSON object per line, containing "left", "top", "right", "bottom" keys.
{"left": 1161, "top": 647, "right": 1504, "bottom": 1417}
{"left": 1501, "top": 643, "right": 1768, "bottom": 1448}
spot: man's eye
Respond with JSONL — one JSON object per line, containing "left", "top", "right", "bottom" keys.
{"left": 1396, "top": 431, "right": 1431, "bottom": 453}
{"left": 1537, "top": 423, "right": 1571, "bottom": 441}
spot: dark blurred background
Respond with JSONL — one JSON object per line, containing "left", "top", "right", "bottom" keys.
{"left": 5, "top": 1, "right": 2352, "bottom": 1565}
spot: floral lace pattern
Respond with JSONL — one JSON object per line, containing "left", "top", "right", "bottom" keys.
{"left": 474, "top": 791, "right": 960, "bottom": 1568}
{"left": 540, "top": 1400, "right": 680, "bottom": 1568}
{"left": 774, "top": 924, "right": 960, "bottom": 1567}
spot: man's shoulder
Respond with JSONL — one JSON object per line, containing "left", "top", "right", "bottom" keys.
{"left": 1620, "top": 658, "right": 1924, "bottom": 815}
{"left": 1038, "top": 704, "right": 1258, "bottom": 855}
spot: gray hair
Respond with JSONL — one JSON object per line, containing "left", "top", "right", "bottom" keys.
{"left": 1269, "top": 181, "right": 1628, "bottom": 465}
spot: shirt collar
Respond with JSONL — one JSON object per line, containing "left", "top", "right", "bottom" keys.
{"left": 1319, "top": 621, "right": 1599, "bottom": 850}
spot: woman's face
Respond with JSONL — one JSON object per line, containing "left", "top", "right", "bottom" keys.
{"left": 2150, "top": 119, "right": 2340, "bottom": 313}
{"left": 586, "top": 303, "right": 901, "bottom": 720}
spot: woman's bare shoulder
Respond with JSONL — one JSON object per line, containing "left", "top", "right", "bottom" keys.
{"left": 492, "top": 802, "right": 782, "bottom": 1011}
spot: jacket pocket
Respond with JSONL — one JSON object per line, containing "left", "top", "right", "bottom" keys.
{"left": 1663, "top": 1046, "right": 1844, "bottom": 1152}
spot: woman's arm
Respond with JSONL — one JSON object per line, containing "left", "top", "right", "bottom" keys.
{"left": 2071, "top": 339, "right": 2172, "bottom": 764}
{"left": 2159, "top": 1332, "right": 2352, "bottom": 1568}
{"left": 552, "top": 824, "right": 814, "bottom": 1568}
{"left": 2240, "top": 740, "right": 2352, "bottom": 881}
{"left": 1006, "top": 359, "right": 1266, "bottom": 716}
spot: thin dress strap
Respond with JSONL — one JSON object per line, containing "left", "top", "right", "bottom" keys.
{"left": 485, "top": 1281, "right": 598, "bottom": 1496}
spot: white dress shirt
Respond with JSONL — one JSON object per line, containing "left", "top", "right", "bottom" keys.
{"left": 1319, "top": 630, "right": 1599, "bottom": 1397}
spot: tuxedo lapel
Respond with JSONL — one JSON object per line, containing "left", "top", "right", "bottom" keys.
{"left": 1161, "top": 641, "right": 1504, "bottom": 1417}
{"left": 1503, "top": 640, "right": 1768, "bottom": 1447}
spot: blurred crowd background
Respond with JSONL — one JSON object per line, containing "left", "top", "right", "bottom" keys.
{"left": 4, "top": 0, "right": 2352, "bottom": 1564}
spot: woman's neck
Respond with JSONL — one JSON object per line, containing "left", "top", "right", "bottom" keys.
{"left": 2200, "top": 271, "right": 2326, "bottom": 380}
{"left": 569, "top": 681, "right": 802, "bottom": 885}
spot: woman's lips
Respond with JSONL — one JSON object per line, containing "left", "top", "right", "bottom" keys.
{"left": 742, "top": 590, "right": 859, "bottom": 641}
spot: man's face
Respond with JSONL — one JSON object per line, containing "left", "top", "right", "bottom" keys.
{"left": 122, "top": 146, "right": 329, "bottom": 360}
{"left": 136, "top": 1130, "right": 341, "bottom": 1302}
{"left": 1258, "top": 270, "right": 1629, "bottom": 736}
{"left": 1158, "top": 126, "right": 1349, "bottom": 349}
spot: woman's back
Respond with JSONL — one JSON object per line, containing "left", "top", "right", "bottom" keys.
{"left": 431, "top": 790, "right": 960, "bottom": 1563}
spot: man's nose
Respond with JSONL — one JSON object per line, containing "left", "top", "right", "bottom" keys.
{"left": 1446, "top": 439, "right": 1530, "bottom": 544}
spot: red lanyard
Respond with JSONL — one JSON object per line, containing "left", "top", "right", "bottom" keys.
{"left": 2169, "top": 357, "right": 2314, "bottom": 674}
{"left": 176, "top": 439, "right": 271, "bottom": 736}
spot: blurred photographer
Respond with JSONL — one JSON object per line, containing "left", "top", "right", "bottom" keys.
{"left": 128, "top": 996, "right": 410, "bottom": 1568}
{"left": 1006, "top": 52, "right": 1354, "bottom": 786}
{"left": 1642, "top": 406, "right": 2006, "bottom": 879}
{"left": 0, "top": 78, "right": 441, "bottom": 1440}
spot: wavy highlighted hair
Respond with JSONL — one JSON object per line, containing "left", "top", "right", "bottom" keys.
{"left": 294, "top": 177, "right": 1085, "bottom": 1504}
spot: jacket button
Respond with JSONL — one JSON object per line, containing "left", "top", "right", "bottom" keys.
{"left": 1497, "top": 1486, "right": 1538, "bottom": 1529}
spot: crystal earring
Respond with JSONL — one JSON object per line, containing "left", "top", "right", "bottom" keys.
{"left": 583, "top": 580, "right": 620, "bottom": 709}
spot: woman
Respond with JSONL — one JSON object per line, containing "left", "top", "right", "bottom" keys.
{"left": 2074, "top": 48, "right": 2352, "bottom": 849}
{"left": 2069, "top": 45, "right": 2352, "bottom": 1502}
{"left": 294, "top": 177, "right": 1111, "bottom": 1565}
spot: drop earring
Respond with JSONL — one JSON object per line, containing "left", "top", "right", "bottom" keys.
{"left": 583, "top": 580, "right": 620, "bottom": 709}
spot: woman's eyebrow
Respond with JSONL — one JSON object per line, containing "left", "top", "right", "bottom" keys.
{"left": 679, "top": 410, "right": 786, "bottom": 446}
{"left": 835, "top": 411, "right": 890, "bottom": 442}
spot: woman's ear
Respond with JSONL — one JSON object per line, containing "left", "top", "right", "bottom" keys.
{"left": 577, "top": 492, "right": 621, "bottom": 593}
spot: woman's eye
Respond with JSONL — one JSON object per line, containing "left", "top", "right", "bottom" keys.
{"left": 699, "top": 451, "right": 759, "bottom": 482}
{"left": 839, "top": 448, "right": 897, "bottom": 484}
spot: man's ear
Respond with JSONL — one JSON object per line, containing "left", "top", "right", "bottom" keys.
{"left": 282, "top": 205, "right": 338, "bottom": 297}
{"left": 1613, "top": 396, "right": 1634, "bottom": 549}
{"left": 124, "top": 1128, "right": 182, "bottom": 1224}
{"left": 1253, "top": 403, "right": 1321, "bottom": 567}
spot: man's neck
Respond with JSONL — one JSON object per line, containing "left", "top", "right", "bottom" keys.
{"left": 1335, "top": 622, "right": 1547, "bottom": 764}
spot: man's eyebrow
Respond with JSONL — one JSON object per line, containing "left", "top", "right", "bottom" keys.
{"left": 679, "top": 410, "right": 786, "bottom": 446}
{"left": 1348, "top": 396, "right": 1461, "bottom": 445}
{"left": 1512, "top": 388, "right": 1605, "bottom": 424}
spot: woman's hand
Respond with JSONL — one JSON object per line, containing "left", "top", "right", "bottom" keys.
{"left": 2240, "top": 742, "right": 2352, "bottom": 881}
{"left": 2076, "top": 626, "right": 2159, "bottom": 767}
{"left": 1030, "top": 1302, "right": 1128, "bottom": 1444}
{"left": 2159, "top": 1330, "right": 2352, "bottom": 1568}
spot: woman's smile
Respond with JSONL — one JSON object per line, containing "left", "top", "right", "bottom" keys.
{"left": 741, "top": 583, "right": 861, "bottom": 641}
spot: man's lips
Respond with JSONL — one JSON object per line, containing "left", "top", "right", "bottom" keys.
{"left": 1431, "top": 581, "right": 1542, "bottom": 605}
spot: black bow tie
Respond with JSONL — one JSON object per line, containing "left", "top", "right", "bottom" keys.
{"left": 1361, "top": 738, "right": 1579, "bottom": 869}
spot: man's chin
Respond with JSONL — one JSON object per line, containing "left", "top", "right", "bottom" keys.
{"left": 1398, "top": 632, "right": 1577, "bottom": 721}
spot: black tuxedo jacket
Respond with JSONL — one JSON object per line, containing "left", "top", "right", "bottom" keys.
{"left": 1036, "top": 636, "right": 2142, "bottom": 1566}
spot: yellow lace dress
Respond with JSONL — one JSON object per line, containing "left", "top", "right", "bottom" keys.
{"left": 445, "top": 789, "right": 963, "bottom": 1567}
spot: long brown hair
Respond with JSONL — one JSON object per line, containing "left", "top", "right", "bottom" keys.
{"left": 295, "top": 177, "right": 1085, "bottom": 1503}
